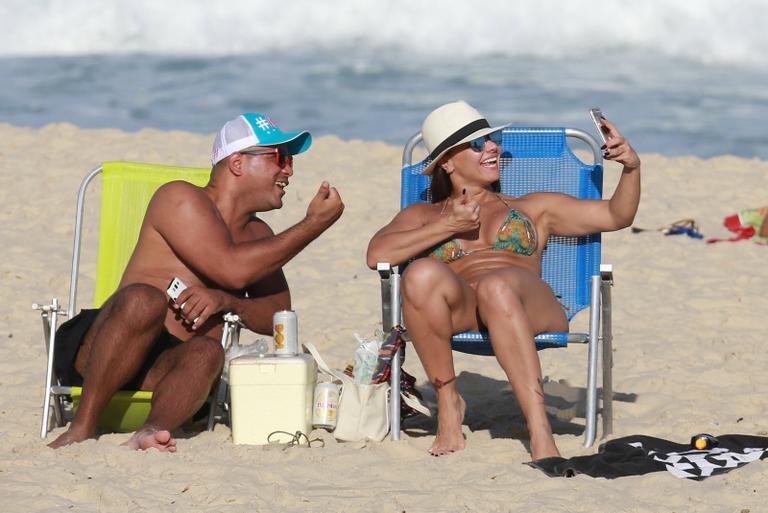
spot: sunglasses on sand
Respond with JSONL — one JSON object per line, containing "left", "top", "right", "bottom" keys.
{"left": 467, "top": 131, "right": 503, "bottom": 152}
{"left": 239, "top": 147, "right": 293, "bottom": 168}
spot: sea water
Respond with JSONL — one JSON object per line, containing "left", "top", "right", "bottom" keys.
{"left": 1, "top": 0, "right": 767, "bottom": 159}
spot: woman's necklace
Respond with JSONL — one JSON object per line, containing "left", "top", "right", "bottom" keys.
{"left": 441, "top": 191, "right": 510, "bottom": 215}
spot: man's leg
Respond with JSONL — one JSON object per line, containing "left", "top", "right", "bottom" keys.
{"left": 124, "top": 335, "right": 224, "bottom": 451}
{"left": 48, "top": 283, "right": 167, "bottom": 448}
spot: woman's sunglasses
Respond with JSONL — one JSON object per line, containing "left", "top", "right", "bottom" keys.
{"left": 239, "top": 147, "right": 293, "bottom": 168}
{"left": 468, "top": 131, "right": 503, "bottom": 152}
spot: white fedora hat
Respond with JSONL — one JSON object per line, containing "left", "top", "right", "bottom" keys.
{"left": 420, "top": 101, "right": 507, "bottom": 175}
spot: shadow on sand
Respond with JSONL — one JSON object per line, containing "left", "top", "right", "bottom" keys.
{"left": 402, "top": 370, "right": 637, "bottom": 442}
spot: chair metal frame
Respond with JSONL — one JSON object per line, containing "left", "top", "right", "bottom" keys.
{"left": 34, "top": 164, "right": 239, "bottom": 438}
{"left": 378, "top": 128, "right": 614, "bottom": 447}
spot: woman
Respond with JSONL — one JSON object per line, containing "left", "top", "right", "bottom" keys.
{"left": 366, "top": 101, "right": 641, "bottom": 459}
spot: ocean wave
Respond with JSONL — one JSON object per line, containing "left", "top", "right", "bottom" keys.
{"left": 1, "top": 0, "right": 766, "bottom": 66}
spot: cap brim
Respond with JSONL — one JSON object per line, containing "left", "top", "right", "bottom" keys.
{"left": 421, "top": 125, "right": 508, "bottom": 175}
{"left": 282, "top": 131, "right": 312, "bottom": 155}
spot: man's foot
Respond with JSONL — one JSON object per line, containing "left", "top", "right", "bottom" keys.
{"left": 47, "top": 426, "right": 94, "bottom": 449}
{"left": 123, "top": 428, "right": 177, "bottom": 452}
{"left": 428, "top": 393, "right": 467, "bottom": 457}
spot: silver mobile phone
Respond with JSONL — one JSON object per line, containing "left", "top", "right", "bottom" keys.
{"left": 166, "top": 277, "right": 188, "bottom": 302}
{"left": 166, "top": 277, "right": 200, "bottom": 324}
{"left": 589, "top": 108, "right": 611, "bottom": 145}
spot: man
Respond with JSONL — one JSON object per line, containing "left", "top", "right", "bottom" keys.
{"left": 49, "top": 113, "right": 344, "bottom": 451}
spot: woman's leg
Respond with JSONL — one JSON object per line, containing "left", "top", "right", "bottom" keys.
{"left": 474, "top": 267, "right": 567, "bottom": 461}
{"left": 400, "top": 259, "right": 478, "bottom": 456}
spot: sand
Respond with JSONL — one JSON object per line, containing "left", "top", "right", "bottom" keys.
{"left": 1, "top": 123, "right": 767, "bottom": 512}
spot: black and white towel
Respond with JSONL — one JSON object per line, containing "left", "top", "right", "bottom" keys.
{"left": 528, "top": 434, "right": 768, "bottom": 480}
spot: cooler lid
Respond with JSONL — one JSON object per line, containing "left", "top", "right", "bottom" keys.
{"left": 229, "top": 352, "right": 314, "bottom": 366}
{"left": 228, "top": 352, "right": 317, "bottom": 386}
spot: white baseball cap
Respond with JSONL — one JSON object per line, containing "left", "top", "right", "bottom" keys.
{"left": 211, "top": 113, "right": 312, "bottom": 165}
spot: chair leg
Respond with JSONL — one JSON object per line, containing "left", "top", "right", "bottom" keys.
{"left": 41, "top": 319, "right": 54, "bottom": 438}
{"left": 207, "top": 314, "right": 240, "bottom": 431}
{"left": 601, "top": 278, "right": 614, "bottom": 438}
{"left": 35, "top": 299, "right": 62, "bottom": 438}
{"left": 206, "top": 380, "right": 228, "bottom": 431}
{"left": 379, "top": 266, "right": 403, "bottom": 440}
{"left": 583, "top": 275, "right": 602, "bottom": 448}
{"left": 390, "top": 347, "right": 402, "bottom": 440}
{"left": 52, "top": 394, "right": 66, "bottom": 427}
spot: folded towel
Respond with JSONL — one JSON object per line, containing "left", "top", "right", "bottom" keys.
{"left": 707, "top": 207, "right": 768, "bottom": 244}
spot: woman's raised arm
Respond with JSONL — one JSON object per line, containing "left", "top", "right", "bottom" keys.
{"left": 540, "top": 118, "right": 641, "bottom": 236}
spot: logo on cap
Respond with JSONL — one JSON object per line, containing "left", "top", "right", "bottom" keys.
{"left": 253, "top": 115, "right": 278, "bottom": 134}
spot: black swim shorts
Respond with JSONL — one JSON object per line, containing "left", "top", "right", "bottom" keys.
{"left": 53, "top": 309, "right": 184, "bottom": 389}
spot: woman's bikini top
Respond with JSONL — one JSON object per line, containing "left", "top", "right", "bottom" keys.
{"left": 428, "top": 194, "right": 538, "bottom": 264}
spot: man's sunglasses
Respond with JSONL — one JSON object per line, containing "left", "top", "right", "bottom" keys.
{"left": 468, "top": 131, "right": 503, "bottom": 152}
{"left": 239, "top": 147, "right": 293, "bottom": 168}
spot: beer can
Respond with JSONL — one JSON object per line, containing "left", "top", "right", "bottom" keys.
{"left": 272, "top": 310, "right": 298, "bottom": 356}
{"left": 312, "top": 382, "right": 339, "bottom": 430}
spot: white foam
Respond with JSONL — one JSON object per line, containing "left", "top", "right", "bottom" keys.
{"left": 1, "top": 0, "right": 765, "bottom": 66}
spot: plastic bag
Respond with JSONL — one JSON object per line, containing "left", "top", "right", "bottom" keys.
{"left": 352, "top": 333, "right": 381, "bottom": 384}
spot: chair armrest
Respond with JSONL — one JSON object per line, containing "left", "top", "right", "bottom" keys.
{"left": 600, "top": 263, "right": 613, "bottom": 284}
{"left": 377, "top": 263, "right": 394, "bottom": 332}
{"left": 376, "top": 262, "right": 393, "bottom": 278}
{"left": 221, "top": 312, "right": 244, "bottom": 350}
{"left": 222, "top": 312, "right": 243, "bottom": 325}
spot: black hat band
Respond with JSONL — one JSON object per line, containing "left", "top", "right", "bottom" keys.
{"left": 428, "top": 118, "right": 491, "bottom": 161}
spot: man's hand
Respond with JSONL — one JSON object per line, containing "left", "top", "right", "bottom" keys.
{"left": 444, "top": 189, "right": 480, "bottom": 233}
{"left": 306, "top": 181, "right": 344, "bottom": 229}
{"left": 173, "top": 286, "right": 230, "bottom": 330}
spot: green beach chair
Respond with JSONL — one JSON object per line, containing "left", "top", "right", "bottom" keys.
{"left": 34, "top": 162, "right": 241, "bottom": 438}
{"left": 378, "top": 127, "right": 614, "bottom": 447}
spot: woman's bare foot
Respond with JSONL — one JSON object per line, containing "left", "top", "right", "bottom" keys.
{"left": 429, "top": 391, "right": 467, "bottom": 456}
{"left": 123, "top": 427, "right": 177, "bottom": 452}
{"left": 530, "top": 437, "right": 560, "bottom": 460}
{"left": 528, "top": 420, "right": 560, "bottom": 460}
{"left": 47, "top": 425, "right": 94, "bottom": 449}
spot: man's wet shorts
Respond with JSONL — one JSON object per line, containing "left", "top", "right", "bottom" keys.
{"left": 53, "top": 309, "right": 184, "bottom": 389}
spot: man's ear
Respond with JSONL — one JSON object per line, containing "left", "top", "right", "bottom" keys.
{"left": 227, "top": 153, "right": 245, "bottom": 177}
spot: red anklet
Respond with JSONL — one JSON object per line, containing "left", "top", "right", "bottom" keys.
{"left": 433, "top": 376, "right": 457, "bottom": 389}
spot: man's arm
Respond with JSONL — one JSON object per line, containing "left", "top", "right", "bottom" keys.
{"left": 149, "top": 181, "right": 343, "bottom": 290}
{"left": 174, "top": 270, "right": 290, "bottom": 334}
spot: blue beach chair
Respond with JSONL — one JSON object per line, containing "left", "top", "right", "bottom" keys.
{"left": 377, "top": 127, "right": 614, "bottom": 447}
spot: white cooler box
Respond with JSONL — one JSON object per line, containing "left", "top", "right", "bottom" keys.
{"left": 229, "top": 353, "right": 317, "bottom": 445}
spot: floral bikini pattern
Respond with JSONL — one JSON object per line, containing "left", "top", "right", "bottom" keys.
{"left": 429, "top": 198, "right": 538, "bottom": 264}
{"left": 492, "top": 209, "right": 537, "bottom": 255}
{"left": 427, "top": 199, "right": 571, "bottom": 315}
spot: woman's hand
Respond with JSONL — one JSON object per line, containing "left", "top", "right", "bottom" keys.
{"left": 444, "top": 189, "right": 480, "bottom": 233}
{"left": 601, "top": 119, "right": 640, "bottom": 171}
